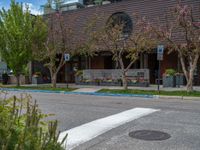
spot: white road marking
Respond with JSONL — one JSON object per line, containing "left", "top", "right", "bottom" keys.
{"left": 58, "top": 107, "right": 159, "bottom": 150}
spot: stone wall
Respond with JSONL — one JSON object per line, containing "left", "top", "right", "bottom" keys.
{"left": 83, "top": 69, "right": 149, "bottom": 81}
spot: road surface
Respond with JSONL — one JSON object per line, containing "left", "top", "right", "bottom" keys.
{"left": 6, "top": 91, "right": 200, "bottom": 150}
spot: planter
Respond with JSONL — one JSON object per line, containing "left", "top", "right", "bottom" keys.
{"left": 163, "top": 76, "right": 176, "bottom": 87}
{"left": 175, "top": 75, "right": 186, "bottom": 86}
{"left": 32, "top": 77, "right": 43, "bottom": 84}
{"left": 99, "top": 81, "right": 121, "bottom": 86}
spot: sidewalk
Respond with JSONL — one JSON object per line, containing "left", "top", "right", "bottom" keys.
{"left": 73, "top": 87, "right": 101, "bottom": 93}
{"left": 19, "top": 83, "right": 200, "bottom": 92}
{"left": 3, "top": 83, "right": 200, "bottom": 100}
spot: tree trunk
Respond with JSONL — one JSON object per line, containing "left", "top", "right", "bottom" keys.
{"left": 186, "top": 79, "right": 193, "bottom": 92}
{"left": 51, "top": 74, "right": 57, "bottom": 88}
{"left": 179, "top": 53, "right": 199, "bottom": 92}
{"left": 16, "top": 74, "right": 20, "bottom": 87}
{"left": 122, "top": 71, "right": 128, "bottom": 90}
{"left": 186, "top": 69, "right": 194, "bottom": 92}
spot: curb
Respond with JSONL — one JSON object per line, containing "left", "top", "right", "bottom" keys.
{"left": 182, "top": 96, "right": 200, "bottom": 100}
{"left": 1, "top": 88, "right": 154, "bottom": 99}
{"left": 2, "top": 88, "right": 200, "bottom": 100}
{"left": 157, "top": 95, "right": 183, "bottom": 100}
{"left": 0, "top": 88, "right": 66, "bottom": 94}
{"left": 154, "top": 95, "right": 200, "bottom": 100}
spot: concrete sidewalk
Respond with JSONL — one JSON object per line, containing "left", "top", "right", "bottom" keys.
{"left": 3, "top": 84, "right": 200, "bottom": 100}
{"left": 19, "top": 83, "right": 200, "bottom": 92}
{"left": 72, "top": 87, "right": 101, "bottom": 93}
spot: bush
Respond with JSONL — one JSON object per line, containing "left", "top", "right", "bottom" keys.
{"left": 164, "top": 69, "right": 176, "bottom": 76}
{"left": 0, "top": 93, "right": 67, "bottom": 150}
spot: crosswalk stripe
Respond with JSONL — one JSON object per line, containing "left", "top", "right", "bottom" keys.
{"left": 58, "top": 107, "right": 159, "bottom": 150}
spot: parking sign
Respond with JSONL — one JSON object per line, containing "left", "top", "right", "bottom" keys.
{"left": 157, "top": 45, "right": 164, "bottom": 60}
{"left": 64, "top": 53, "right": 70, "bottom": 61}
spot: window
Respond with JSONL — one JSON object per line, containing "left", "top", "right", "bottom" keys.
{"left": 107, "top": 12, "right": 133, "bottom": 37}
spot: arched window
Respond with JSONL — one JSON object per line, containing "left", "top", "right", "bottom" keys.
{"left": 107, "top": 12, "right": 133, "bottom": 37}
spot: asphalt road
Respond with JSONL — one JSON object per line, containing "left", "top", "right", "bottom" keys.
{"left": 6, "top": 91, "right": 200, "bottom": 150}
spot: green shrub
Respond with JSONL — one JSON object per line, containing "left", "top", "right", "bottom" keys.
{"left": 0, "top": 94, "right": 67, "bottom": 150}
{"left": 164, "top": 69, "right": 176, "bottom": 76}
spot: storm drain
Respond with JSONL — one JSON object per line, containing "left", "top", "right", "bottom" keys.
{"left": 129, "top": 130, "right": 171, "bottom": 141}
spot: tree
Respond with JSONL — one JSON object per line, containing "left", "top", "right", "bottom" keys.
{"left": 85, "top": 15, "right": 156, "bottom": 89}
{"left": 33, "top": 8, "right": 77, "bottom": 88}
{"left": 0, "top": 0, "right": 45, "bottom": 86}
{"left": 151, "top": 2, "right": 200, "bottom": 92}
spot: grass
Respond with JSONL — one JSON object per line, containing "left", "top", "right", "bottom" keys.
{"left": 98, "top": 89, "right": 200, "bottom": 97}
{"left": 0, "top": 85, "right": 76, "bottom": 92}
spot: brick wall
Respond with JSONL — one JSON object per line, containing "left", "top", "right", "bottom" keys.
{"left": 47, "top": 0, "right": 200, "bottom": 84}
{"left": 57, "top": 0, "right": 200, "bottom": 43}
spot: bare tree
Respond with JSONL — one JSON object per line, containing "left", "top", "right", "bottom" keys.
{"left": 34, "top": 11, "right": 76, "bottom": 88}
{"left": 151, "top": 2, "right": 200, "bottom": 92}
{"left": 85, "top": 15, "right": 157, "bottom": 89}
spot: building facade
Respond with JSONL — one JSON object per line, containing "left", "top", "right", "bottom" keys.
{"left": 36, "top": 0, "right": 200, "bottom": 85}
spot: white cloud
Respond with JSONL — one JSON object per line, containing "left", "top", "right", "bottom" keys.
{"left": 23, "top": 3, "right": 43, "bottom": 15}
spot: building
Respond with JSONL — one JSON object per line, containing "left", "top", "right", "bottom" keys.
{"left": 35, "top": 0, "right": 200, "bottom": 85}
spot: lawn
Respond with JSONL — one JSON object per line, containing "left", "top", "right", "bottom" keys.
{"left": 0, "top": 85, "right": 76, "bottom": 92}
{"left": 98, "top": 89, "right": 200, "bottom": 97}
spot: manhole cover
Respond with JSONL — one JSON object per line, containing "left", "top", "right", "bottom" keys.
{"left": 129, "top": 130, "right": 171, "bottom": 141}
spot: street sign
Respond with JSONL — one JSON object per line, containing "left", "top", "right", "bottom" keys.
{"left": 157, "top": 45, "right": 164, "bottom": 54}
{"left": 157, "top": 45, "right": 164, "bottom": 60}
{"left": 64, "top": 53, "right": 70, "bottom": 61}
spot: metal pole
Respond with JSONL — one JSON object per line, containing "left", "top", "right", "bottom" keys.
{"left": 158, "top": 60, "right": 161, "bottom": 92}
{"left": 66, "top": 76, "right": 69, "bottom": 89}
{"left": 66, "top": 64, "right": 69, "bottom": 89}
{"left": 177, "top": 54, "right": 180, "bottom": 88}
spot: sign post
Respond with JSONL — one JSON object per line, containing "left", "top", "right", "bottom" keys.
{"left": 64, "top": 54, "right": 70, "bottom": 88}
{"left": 157, "top": 45, "right": 164, "bottom": 93}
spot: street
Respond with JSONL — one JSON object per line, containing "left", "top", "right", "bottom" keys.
{"left": 7, "top": 91, "right": 200, "bottom": 150}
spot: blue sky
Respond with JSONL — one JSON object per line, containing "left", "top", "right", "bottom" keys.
{"left": 0, "top": 0, "right": 47, "bottom": 14}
